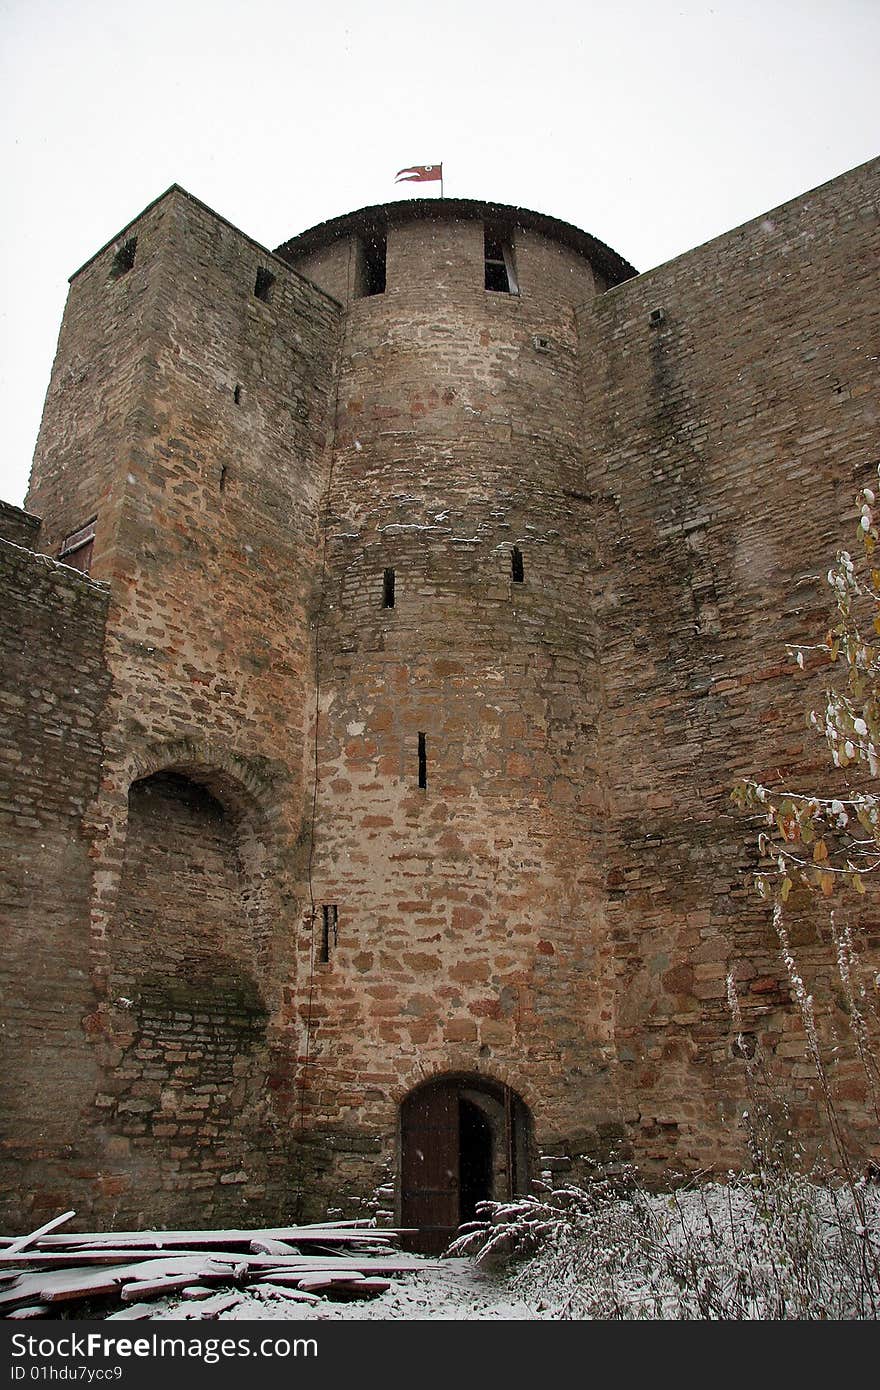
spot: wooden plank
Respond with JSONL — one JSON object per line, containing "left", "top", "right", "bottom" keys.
{"left": 106, "top": 1304, "right": 157, "bottom": 1321}
{"left": 251, "top": 1282, "right": 321, "bottom": 1303}
{"left": 0, "top": 1251, "right": 430, "bottom": 1307}
{"left": 20, "top": 1225, "right": 403, "bottom": 1250}
{"left": 5, "top": 1211, "right": 76, "bottom": 1255}
{"left": 35, "top": 1256, "right": 237, "bottom": 1305}
{"left": 6, "top": 1305, "right": 52, "bottom": 1319}
{"left": 254, "top": 1255, "right": 434, "bottom": 1274}
{"left": 297, "top": 1274, "right": 366, "bottom": 1292}
{"left": 121, "top": 1275, "right": 210, "bottom": 1302}
{"left": 0, "top": 1250, "right": 219, "bottom": 1268}
{"left": 0, "top": 1276, "right": 56, "bottom": 1310}
{"left": 194, "top": 1293, "right": 243, "bottom": 1319}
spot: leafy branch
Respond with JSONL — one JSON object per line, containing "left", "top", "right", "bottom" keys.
{"left": 732, "top": 468, "right": 880, "bottom": 902}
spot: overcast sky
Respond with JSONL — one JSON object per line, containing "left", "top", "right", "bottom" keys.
{"left": 1, "top": 0, "right": 877, "bottom": 508}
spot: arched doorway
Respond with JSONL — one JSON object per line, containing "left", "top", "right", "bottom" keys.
{"left": 399, "top": 1075, "right": 531, "bottom": 1253}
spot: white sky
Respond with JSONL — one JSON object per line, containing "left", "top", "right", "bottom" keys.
{"left": 1, "top": 0, "right": 877, "bottom": 508}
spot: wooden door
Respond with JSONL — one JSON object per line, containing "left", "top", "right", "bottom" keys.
{"left": 400, "top": 1082, "right": 460, "bottom": 1253}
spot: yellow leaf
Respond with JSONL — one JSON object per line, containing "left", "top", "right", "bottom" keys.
{"left": 781, "top": 877, "right": 793, "bottom": 902}
{"left": 813, "top": 840, "right": 829, "bottom": 862}
{"left": 821, "top": 872, "right": 835, "bottom": 897}
{"left": 853, "top": 875, "right": 866, "bottom": 895}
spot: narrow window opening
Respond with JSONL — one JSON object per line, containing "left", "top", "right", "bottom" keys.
{"left": 233, "top": 384, "right": 242, "bottom": 405}
{"left": 109, "top": 237, "right": 137, "bottom": 280}
{"left": 382, "top": 567, "right": 396, "bottom": 609}
{"left": 484, "top": 226, "right": 517, "bottom": 294}
{"left": 357, "top": 231, "right": 387, "bottom": 297}
{"left": 511, "top": 546, "right": 524, "bottom": 583}
{"left": 254, "top": 266, "right": 275, "bottom": 302}
{"left": 219, "top": 464, "right": 228, "bottom": 493}
{"left": 319, "top": 904, "right": 338, "bottom": 964}
{"left": 418, "top": 732, "right": 427, "bottom": 789}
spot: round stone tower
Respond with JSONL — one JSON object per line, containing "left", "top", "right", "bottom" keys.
{"left": 277, "top": 200, "right": 636, "bottom": 1243}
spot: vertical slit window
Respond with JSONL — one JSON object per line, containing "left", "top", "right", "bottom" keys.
{"left": 357, "top": 230, "right": 387, "bottom": 297}
{"left": 418, "top": 733, "right": 427, "bottom": 789}
{"left": 254, "top": 267, "right": 275, "bottom": 302}
{"left": 382, "top": 568, "right": 396, "bottom": 608}
{"left": 319, "top": 904, "right": 337, "bottom": 964}
{"left": 484, "top": 226, "right": 518, "bottom": 294}
{"left": 511, "top": 546, "right": 524, "bottom": 583}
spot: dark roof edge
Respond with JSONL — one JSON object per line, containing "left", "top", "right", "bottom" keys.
{"left": 274, "top": 198, "right": 638, "bottom": 286}
{"left": 68, "top": 185, "right": 343, "bottom": 308}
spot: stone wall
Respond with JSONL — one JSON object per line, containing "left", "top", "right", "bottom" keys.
{"left": 578, "top": 154, "right": 880, "bottom": 1174}
{"left": 0, "top": 542, "right": 110, "bottom": 1228}
{"left": 17, "top": 187, "right": 345, "bottom": 1227}
{"left": 2, "top": 163, "right": 878, "bottom": 1231}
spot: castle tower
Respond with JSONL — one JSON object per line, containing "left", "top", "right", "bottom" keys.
{"left": 20, "top": 187, "right": 343, "bottom": 1228}
{"left": 4, "top": 161, "right": 879, "bottom": 1236}
{"left": 276, "top": 201, "right": 636, "bottom": 1244}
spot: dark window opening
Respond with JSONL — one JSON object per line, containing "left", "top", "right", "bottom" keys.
{"left": 511, "top": 546, "right": 524, "bottom": 583}
{"left": 109, "top": 237, "right": 137, "bottom": 280}
{"left": 59, "top": 517, "right": 97, "bottom": 574}
{"left": 254, "top": 267, "right": 275, "bottom": 302}
{"left": 319, "top": 904, "right": 338, "bottom": 964}
{"left": 484, "top": 227, "right": 517, "bottom": 294}
{"left": 382, "top": 568, "right": 396, "bottom": 608}
{"left": 418, "top": 732, "right": 427, "bottom": 789}
{"left": 357, "top": 231, "right": 387, "bottom": 297}
{"left": 233, "top": 384, "right": 242, "bottom": 405}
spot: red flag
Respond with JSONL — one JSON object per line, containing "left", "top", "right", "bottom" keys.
{"left": 395, "top": 164, "right": 442, "bottom": 183}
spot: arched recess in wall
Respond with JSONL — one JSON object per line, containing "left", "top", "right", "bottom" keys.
{"left": 399, "top": 1074, "right": 532, "bottom": 1254}
{"left": 103, "top": 744, "right": 288, "bottom": 1221}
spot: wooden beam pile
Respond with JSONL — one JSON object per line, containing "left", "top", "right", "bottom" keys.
{"left": 0, "top": 1212, "right": 430, "bottom": 1319}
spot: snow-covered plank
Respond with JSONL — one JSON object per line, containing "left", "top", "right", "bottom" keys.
{"left": 4, "top": 1211, "right": 76, "bottom": 1255}
{"left": 251, "top": 1282, "right": 321, "bottom": 1303}
{"left": 28, "top": 1225, "right": 401, "bottom": 1249}
{"left": 297, "top": 1274, "right": 366, "bottom": 1292}
{"left": 187, "top": 1293, "right": 242, "bottom": 1319}
{"left": 121, "top": 1275, "right": 210, "bottom": 1302}
{"left": 106, "top": 1304, "right": 156, "bottom": 1321}
{"left": 252, "top": 1254, "right": 435, "bottom": 1274}
{"left": 33, "top": 1256, "right": 238, "bottom": 1305}
{"left": 0, "top": 1249, "right": 223, "bottom": 1267}
{"left": 5, "top": 1305, "right": 51, "bottom": 1319}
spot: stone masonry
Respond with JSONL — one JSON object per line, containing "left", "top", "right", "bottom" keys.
{"left": 1, "top": 160, "right": 878, "bottom": 1233}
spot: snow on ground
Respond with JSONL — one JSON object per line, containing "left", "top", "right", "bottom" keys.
{"left": 148, "top": 1257, "right": 547, "bottom": 1321}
